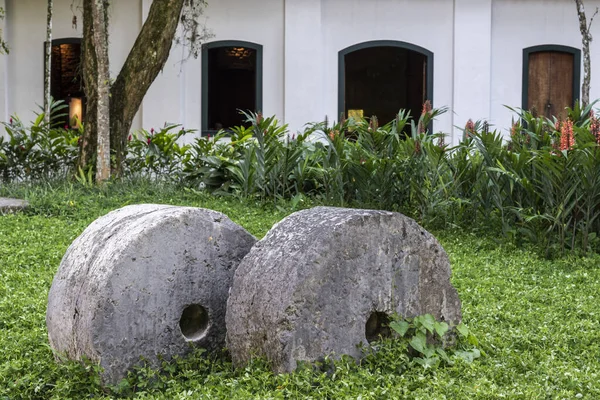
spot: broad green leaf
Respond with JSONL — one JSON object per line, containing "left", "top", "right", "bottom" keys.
{"left": 389, "top": 320, "right": 410, "bottom": 337}
{"left": 416, "top": 314, "right": 435, "bottom": 334}
{"left": 413, "top": 356, "right": 440, "bottom": 369}
{"left": 454, "top": 349, "right": 481, "bottom": 364}
{"left": 434, "top": 321, "right": 449, "bottom": 338}
{"left": 456, "top": 322, "right": 469, "bottom": 337}
{"left": 409, "top": 332, "right": 427, "bottom": 354}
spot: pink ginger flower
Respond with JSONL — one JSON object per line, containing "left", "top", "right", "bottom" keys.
{"left": 590, "top": 111, "right": 600, "bottom": 145}
{"left": 560, "top": 119, "right": 575, "bottom": 151}
{"left": 421, "top": 100, "right": 432, "bottom": 116}
{"left": 465, "top": 119, "right": 475, "bottom": 138}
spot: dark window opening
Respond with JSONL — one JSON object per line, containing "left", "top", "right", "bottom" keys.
{"left": 206, "top": 46, "right": 257, "bottom": 132}
{"left": 47, "top": 39, "right": 85, "bottom": 128}
{"left": 343, "top": 46, "right": 427, "bottom": 126}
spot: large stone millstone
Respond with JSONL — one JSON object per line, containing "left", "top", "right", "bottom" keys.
{"left": 226, "top": 207, "right": 462, "bottom": 373}
{"left": 46, "top": 204, "right": 256, "bottom": 384}
{"left": 0, "top": 197, "right": 29, "bottom": 214}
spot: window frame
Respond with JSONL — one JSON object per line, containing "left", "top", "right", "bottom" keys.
{"left": 522, "top": 44, "right": 581, "bottom": 113}
{"left": 201, "top": 40, "right": 263, "bottom": 135}
{"left": 338, "top": 40, "right": 434, "bottom": 123}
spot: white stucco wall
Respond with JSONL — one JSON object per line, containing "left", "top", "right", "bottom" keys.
{"left": 453, "top": 0, "right": 492, "bottom": 139}
{"left": 3, "top": 0, "right": 140, "bottom": 126}
{"left": 490, "top": 0, "right": 600, "bottom": 135}
{"left": 3, "top": 0, "right": 600, "bottom": 141}
{"left": 320, "top": 0, "right": 456, "bottom": 141}
{"left": 140, "top": 0, "right": 285, "bottom": 139}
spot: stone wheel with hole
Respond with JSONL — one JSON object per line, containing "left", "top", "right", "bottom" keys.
{"left": 46, "top": 204, "right": 256, "bottom": 384}
{"left": 226, "top": 207, "right": 462, "bottom": 373}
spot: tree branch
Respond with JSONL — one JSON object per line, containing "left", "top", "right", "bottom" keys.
{"left": 109, "top": 0, "right": 186, "bottom": 173}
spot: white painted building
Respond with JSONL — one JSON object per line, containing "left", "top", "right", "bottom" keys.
{"left": 1, "top": 0, "right": 598, "bottom": 144}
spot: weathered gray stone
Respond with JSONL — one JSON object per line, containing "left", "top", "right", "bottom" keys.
{"left": 226, "top": 206, "right": 461, "bottom": 373}
{"left": 46, "top": 204, "right": 256, "bottom": 385}
{"left": 0, "top": 197, "right": 28, "bottom": 214}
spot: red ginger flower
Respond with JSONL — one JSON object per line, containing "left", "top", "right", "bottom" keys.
{"left": 511, "top": 121, "right": 519, "bottom": 137}
{"left": 560, "top": 119, "right": 575, "bottom": 151}
{"left": 415, "top": 140, "right": 421, "bottom": 155}
{"left": 590, "top": 111, "right": 600, "bottom": 145}
{"left": 421, "top": 100, "right": 432, "bottom": 116}
{"left": 465, "top": 119, "right": 475, "bottom": 137}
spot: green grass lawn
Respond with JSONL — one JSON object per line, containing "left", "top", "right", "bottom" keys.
{"left": 1, "top": 182, "right": 599, "bottom": 399}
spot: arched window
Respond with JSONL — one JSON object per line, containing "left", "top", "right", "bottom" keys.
{"left": 522, "top": 45, "right": 581, "bottom": 120}
{"left": 46, "top": 38, "right": 84, "bottom": 128}
{"left": 338, "top": 40, "right": 434, "bottom": 125}
{"left": 201, "top": 40, "right": 263, "bottom": 135}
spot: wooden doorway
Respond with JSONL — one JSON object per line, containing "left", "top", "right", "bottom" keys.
{"left": 338, "top": 41, "right": 434, "bottom": 126}
{"left": 522, "top": 45, "right": 580, "bottom": 120}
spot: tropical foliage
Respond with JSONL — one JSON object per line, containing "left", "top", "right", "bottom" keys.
{"left": 3, "top": 102, "right": 600, "bottom": 256}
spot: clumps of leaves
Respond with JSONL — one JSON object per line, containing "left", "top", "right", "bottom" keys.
{"left": 381, "top": 314, "right": 482, "bottom": 369}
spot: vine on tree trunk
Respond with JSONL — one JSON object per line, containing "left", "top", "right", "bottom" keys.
{"left": 575, "top": 0, "right": 598, "bottom": 108}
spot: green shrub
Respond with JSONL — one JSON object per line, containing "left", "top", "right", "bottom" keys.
{"left": 4, "top": 102, "right": 600, "bottom": 255}
{"left": 0, "top": 100, "right": 78, "bottom": 182}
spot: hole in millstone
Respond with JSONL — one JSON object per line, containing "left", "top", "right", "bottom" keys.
{"left": 365, "top": 312, "right": 391, "bottom": 343}
{"left": 179, "top": 304, "right": 209, "bottom": 341}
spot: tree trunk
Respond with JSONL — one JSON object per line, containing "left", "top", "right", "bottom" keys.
{"left": 93, "top": 0, "right": 111, "bottom": 182}
{"left": 44, "top": 0, "right": 53, "bottom": 125}
{"left": 575, "top": 0, "right": 595, "bottom": 108}
{"left": 109, "top": 0, "right": 185, "bottom": 175}
{"left": 80, "top": 0, "right": 111, "bottom": 183}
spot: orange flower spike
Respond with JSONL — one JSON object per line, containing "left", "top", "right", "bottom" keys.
{"left": 590, "top": 111, "right": 600, "bottom": 144}
{"left": 511, "top": 121, "right": 519, "bottom": 137}
{"left": 465, "top": 119, "right": 475, "bottom": 138}
{"left": 421, "top": 100, "right": 432, "bottom": 116}
{"left": 415, "top": 140, "right": 421, "bottom": 155}
{"left": 560, "top": 119, "right": 575, "bottom": 151}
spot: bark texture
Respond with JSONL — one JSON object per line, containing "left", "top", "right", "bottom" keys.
{"left": 81, "top": 0, "right": 111, "bottom": 182}
{"left": 80, "top": 0, "right": 98, "bottom": 171}
{"left": 92, "top": 0, "right": 111, "bottom": 182}
{"left": 109, "top": 0, "right": 186, "bottom": 175}
{"left": 575, "top": 0, "right": 597, "bottom": 108}
{"left": 44, "top": 0, "right": 53, "bottom": 124}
